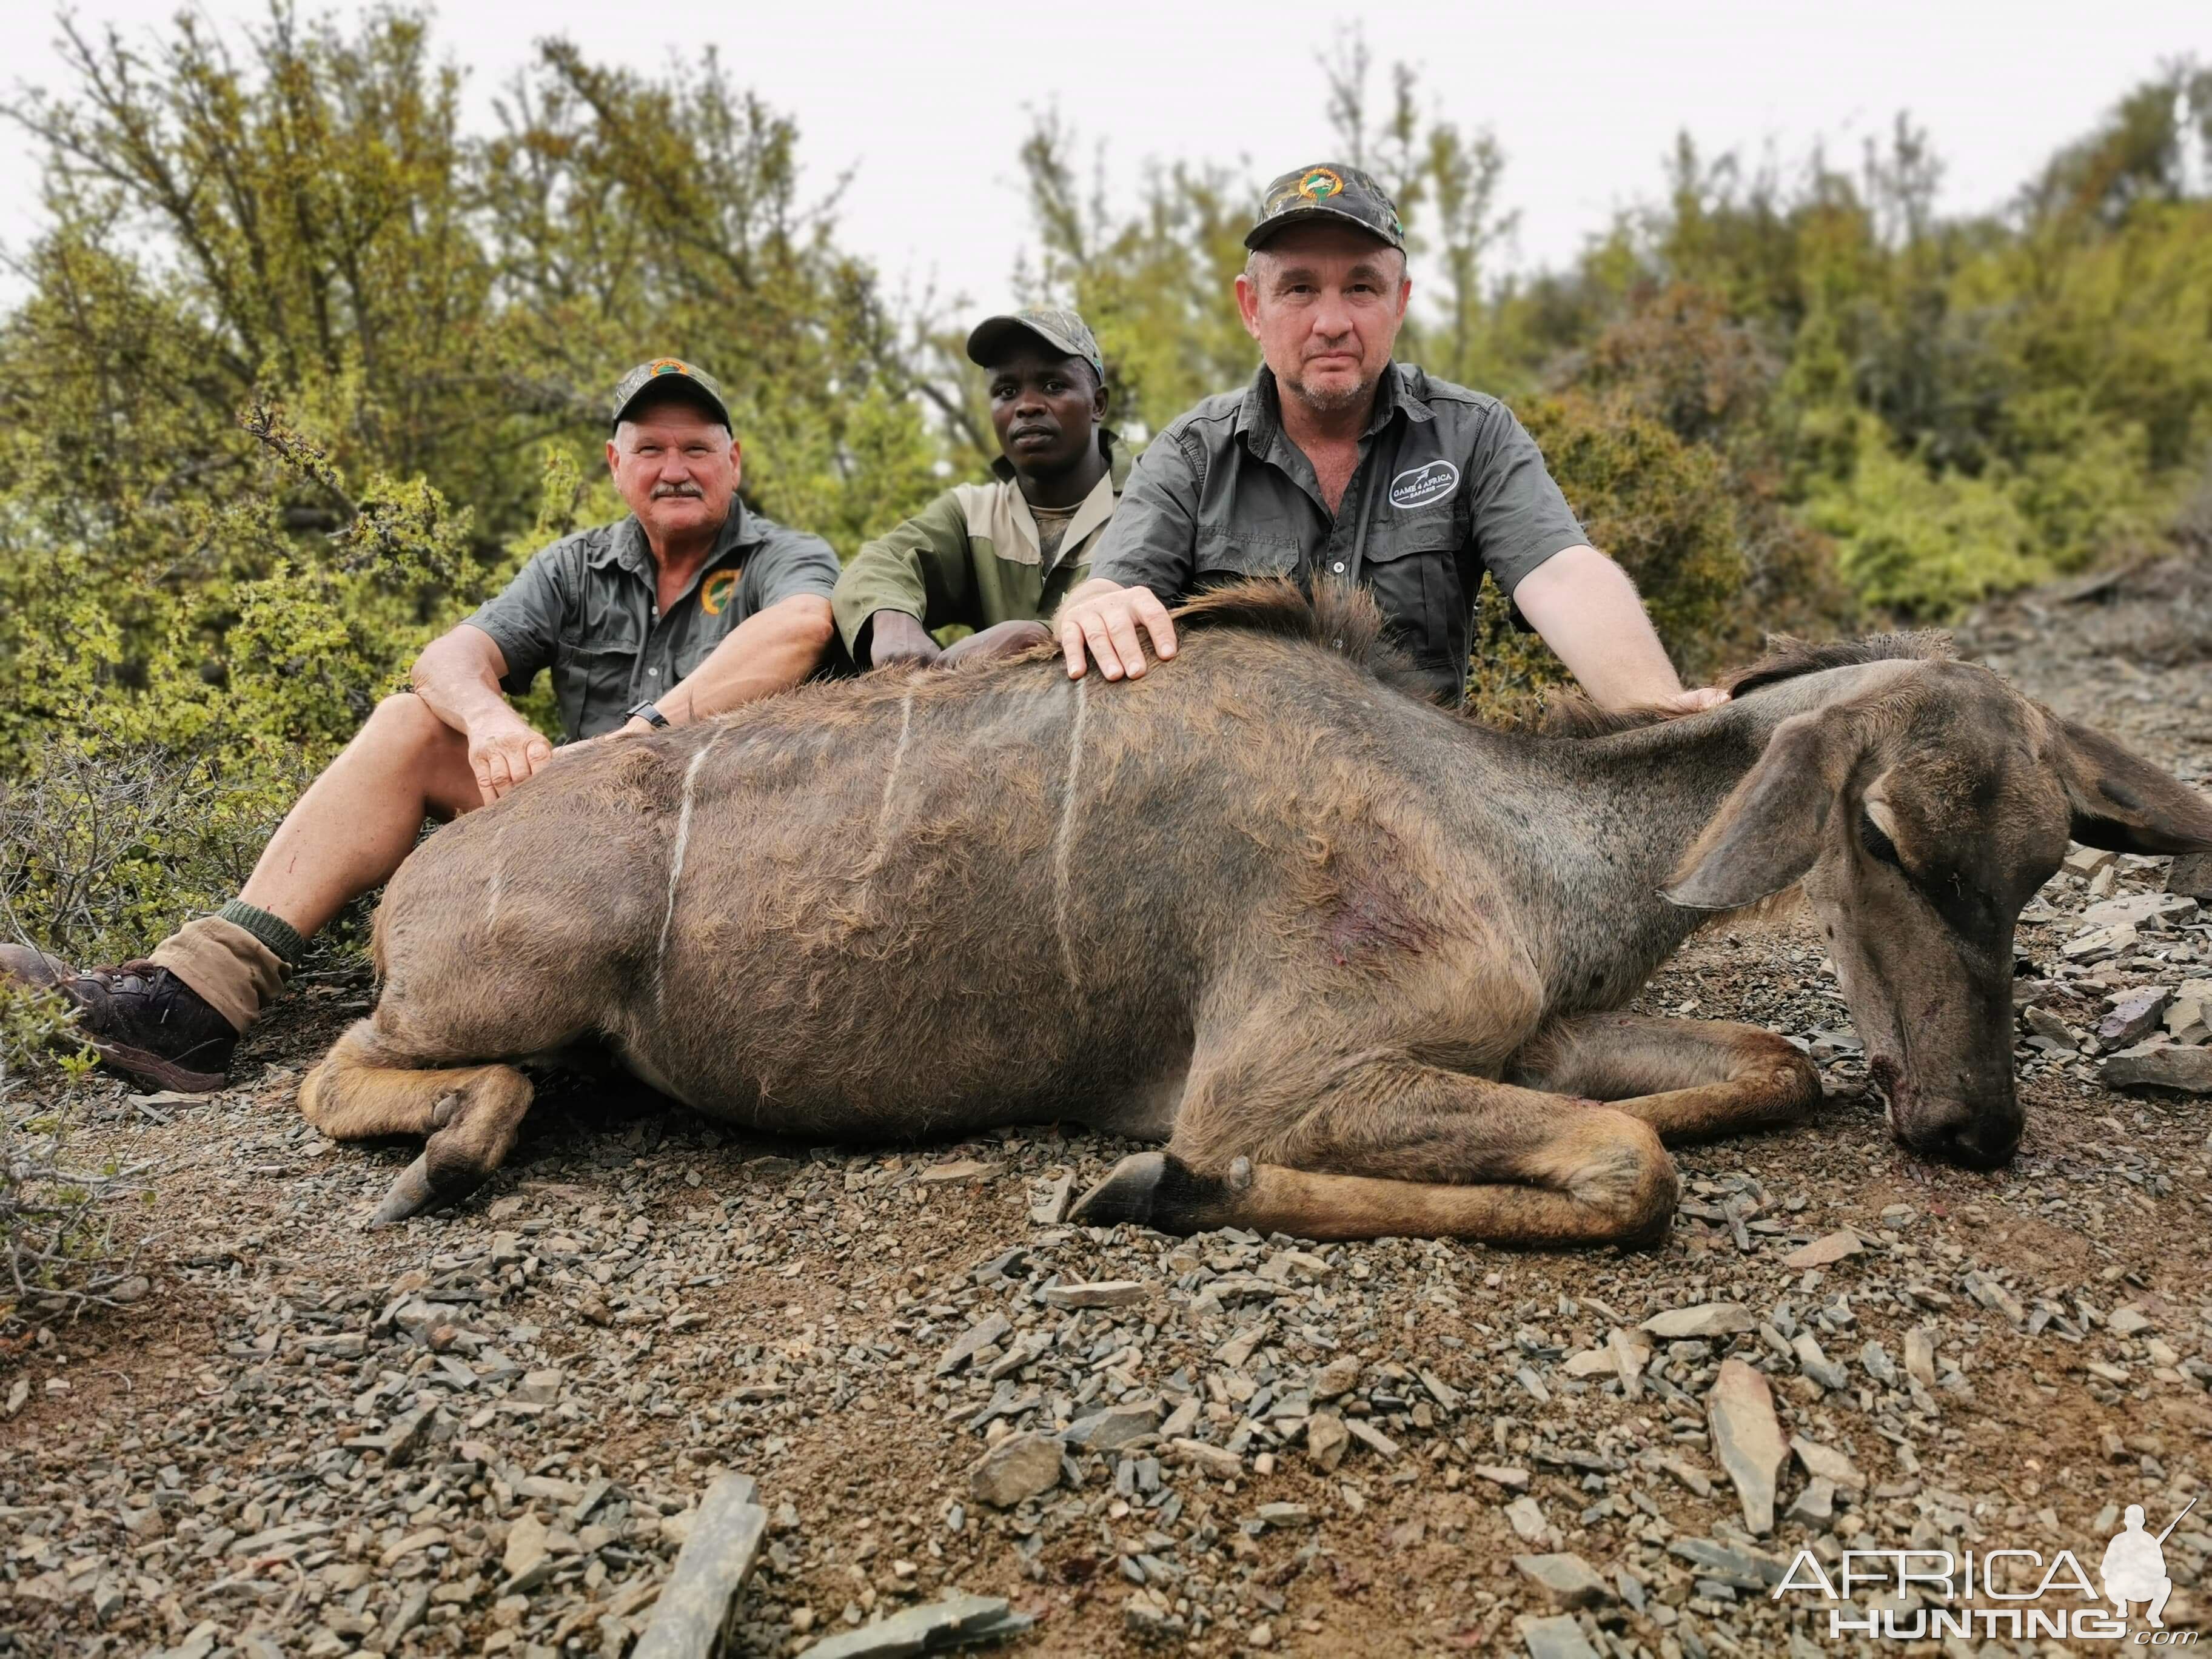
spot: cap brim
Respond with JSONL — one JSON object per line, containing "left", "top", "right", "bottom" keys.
{"left": 1243, "top": 204, "right": 1402, "bottom": 252}
{"left": 966, "top": 317, "right": 1088, "bottom": 370}
{"left": 611, "top": 379, "right": 732, "bottom": 432}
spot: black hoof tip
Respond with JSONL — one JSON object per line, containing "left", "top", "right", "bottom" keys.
{"left": 1070, "top": 1152, "right": 1165, "bottom": 1228}
{"left": 1070, "top": 1152, "right": 1233, "bottom": 1236}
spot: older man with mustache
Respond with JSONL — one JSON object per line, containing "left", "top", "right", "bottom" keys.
{"left": 1056, "top": 163, "right": 1724, "bottom": 717}
{"left": 1, "top": 358, "right": 838, "bottom": 1093}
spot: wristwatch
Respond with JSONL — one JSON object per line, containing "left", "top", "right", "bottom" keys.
{"left": 625, "top": 700, "right": 671, "bottom": 729}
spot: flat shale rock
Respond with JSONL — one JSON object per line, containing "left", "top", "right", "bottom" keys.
{"left": 1304, "top": 1412, "right": 1350, "bottom": 1472}
{"left": 1518, "top": 1613, "right": 1601, "bottom": 1659}
{"left": 1641, "top": 1302, "right": 1754, "bottom": 1340}
{"left": 1512, "top": 1552, "right": 1614, "bottom": 1609}
{"left": 1707, "top": 1358, "right": 1787, "bottom": 1537}
{"left": 969, "top": 1432, "right": 1063, "bottom": 1509}
{"left": 632, "top": 1472, "right": 768, "bottom": 1659}
{"left": 801, "top": 1592, "right": 1034, "bottom": 1657}
{"left": 1781, "top": 1230, "right": 1863, "bottom": 1269}
{"left": 2103, "top": 1042, "right": 2212, "bottom": 1093}
{"left": 1040, "top": 1279, "right": 1150, "bottom": 1309}
{"left": 2100, "top": 987, "right": 2174, "bottom": 1045}
{"left": 1792, "top": 1436, "right": 1866, "bottom": 1493}
{"left": 1061, "top": 1400, "right": 1159, "bottom": 1452}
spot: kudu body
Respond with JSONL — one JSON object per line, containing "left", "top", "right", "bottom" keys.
{"left": 302, "top": 582, "right": 2212, "bottom": 1242}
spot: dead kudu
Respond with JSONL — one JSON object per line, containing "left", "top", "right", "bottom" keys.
{"left": 302, "top": 580, "right": 2212, "bottom": 1244}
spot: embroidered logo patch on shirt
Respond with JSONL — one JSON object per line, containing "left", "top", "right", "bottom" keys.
{"left": 1388, "top": 460, "right": 1461, "bottom": 510}
{"left": 700, "top": 568, "right": 740, "bottom": 615}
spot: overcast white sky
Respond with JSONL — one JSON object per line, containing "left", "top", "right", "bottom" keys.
{"left": 2, "top": 2, "right": 2205, "bottom": 315}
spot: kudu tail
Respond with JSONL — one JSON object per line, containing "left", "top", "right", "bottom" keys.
{"left": 300, "top": 1019, "right": 534, "bottom": 1228}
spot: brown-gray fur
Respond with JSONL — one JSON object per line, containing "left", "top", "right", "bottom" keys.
{"left": 302, "top": 581, "right": 2212, "bottom": 1243}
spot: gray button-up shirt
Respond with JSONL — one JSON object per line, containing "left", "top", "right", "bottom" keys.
{"left": 1087, "top": 363, "right": 1587, "bottom": 705}
{"left": 466, "top": 504, "right": 840, "bottom": 741}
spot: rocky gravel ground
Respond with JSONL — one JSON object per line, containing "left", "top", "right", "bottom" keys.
{"left": 5, "top": 560, "right": 2212, "bottom": 1659}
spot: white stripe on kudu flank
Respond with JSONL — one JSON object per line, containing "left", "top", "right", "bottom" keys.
{"left": 483, "top": 825, "right": 508, "bottom": 933}
{"left": 1053, "top": 676, "right": 1088, "bottom": 988}
{"left": 875, "top": 688, "right": 915, "bottom": 840}
{"left": 655, "top": 733, "right": 720, "bottom": 1000}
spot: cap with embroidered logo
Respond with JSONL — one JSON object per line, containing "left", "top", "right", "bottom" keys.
{"left": 1245, "top": 162, "right": 1406, "bottom": 253}
{"left": 964, "top": 308, "right": 1105, "bottom": 380}
{"left": 609, "top": 358, "right": 732, "bottom": 432}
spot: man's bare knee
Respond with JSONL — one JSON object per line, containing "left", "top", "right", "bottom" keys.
{"left": 364, "top": 693, "right": 462, "bottom": 758}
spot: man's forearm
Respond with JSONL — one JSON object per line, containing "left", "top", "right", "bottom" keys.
{"left": 661, "top": 595, "right": 834, "bottom": 723}
{"left": 412, "top": 626, "right": 517, "bottom": 735}
{"left": 1512, "top": 545, "right": 1687, "bottom": 709}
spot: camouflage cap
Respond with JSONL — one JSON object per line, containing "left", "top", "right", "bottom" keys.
{"left": 965, "top": 308, "right": 1105, "bottom": 380}
{"left": 609, "top": 358, "right": 732, "bottom": 432}
{"left": 1245, "top": 162, "right": 1406, "bottom": 253}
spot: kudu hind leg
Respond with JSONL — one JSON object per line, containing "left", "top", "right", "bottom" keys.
{"left": 1510, "top": 1013, "right": 1820, "bottom": 1143}
{"left": 1075, "top": 1063, "right": 1679, "bottom": 1247}
{"left": 301, "top": 1020, "right": 535, "bottom": 1226}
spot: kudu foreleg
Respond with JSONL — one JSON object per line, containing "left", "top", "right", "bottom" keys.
{"left": 1073, "top": 1062, "right": 1680, "bottom": 1247}
{"left": 301, "top": 1019, "right": 535, "bottom": 1227}
{"left": 1509, "top": 1013, "right": 1820, "bottom": 1143}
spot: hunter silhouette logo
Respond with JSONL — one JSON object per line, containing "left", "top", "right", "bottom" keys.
{"left": 1772, "top": 1494, "right": 2202, "bottom": 1642}
{"left": 2103, "top": 1498, "right": 2192, "bottom": 1629}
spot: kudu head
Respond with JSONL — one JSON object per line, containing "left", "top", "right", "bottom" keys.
{"left": 1663, "top": 657, "right": 2212, "bottom": 1168}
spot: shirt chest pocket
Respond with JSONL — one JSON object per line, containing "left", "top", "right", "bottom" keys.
{"left": 1194, "top": 527, "right": 1298, "bottom": 585}
{"left": 1360, "top": 514, "right": 1467, "bottom": 670}
{"left": 554, "top": 638, "right": 642, "bottom": 738}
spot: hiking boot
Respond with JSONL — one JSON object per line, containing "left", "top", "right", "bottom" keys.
{"left": 0, "top": 943, "right": 238, "bottom": 1093}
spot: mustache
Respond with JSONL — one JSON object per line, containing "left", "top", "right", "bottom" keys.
{"left": 651, "top": 481, "right": 706, "bottom": 500}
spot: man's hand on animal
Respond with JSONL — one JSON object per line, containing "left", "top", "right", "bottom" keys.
{"left": 939, "top": 619, "right": 1053, "bottom": 669}
{"left": 464, "top": 711, "right": 556, "bottom": 804}
{"left": 1511, "top": 545, "right": 1728, "bottom": 714}
{"left": 1056, "top": 578, "right": 1179, "bottom": 680}
{"left": 866, "top": 610, "right": 943, "bottom": 669}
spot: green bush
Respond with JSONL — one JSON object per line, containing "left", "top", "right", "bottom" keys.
{"left": 1468, "top": 391, "right": 1746, "bottom": 719}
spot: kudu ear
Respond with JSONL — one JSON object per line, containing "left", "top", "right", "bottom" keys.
{"left": 2054, "top": 719, "right": 2212, "bottom": 854}
{"left": 1663, "top": 708, "right": 1864, "bottom": 911}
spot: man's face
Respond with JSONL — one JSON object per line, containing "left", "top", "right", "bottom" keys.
{"left": 1235, "top": 223, "right": 1410, "bottom": 416}
{"left": 605, "top": 395, "right": 742, "bottom": 544}
{"left": 985, "top": 344, "right": 1106, "bottom": 478}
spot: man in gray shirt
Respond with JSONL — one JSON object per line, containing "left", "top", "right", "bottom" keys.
{"left": 1056, "top": 162, "right": 1726, "bottom": 715}
{"left": 3, "top": 359, "right": 837, "bottom": 1093}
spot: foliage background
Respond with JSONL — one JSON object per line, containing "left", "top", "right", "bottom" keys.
{"left": 0, "top": 10, "right": 2208, "bottom": 961}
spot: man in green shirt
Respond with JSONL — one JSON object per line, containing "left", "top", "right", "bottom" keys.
{"left": 835, "top": 308, "right": 1126, "bottom": 669}
{"left": 4, "top": 358, "right": 838, "bottom": 1092}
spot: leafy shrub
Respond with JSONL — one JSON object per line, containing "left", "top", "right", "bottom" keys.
{"left": 0, "top": 981, "right": 150, "bottom": 1338}
{"left": 1467, "top": 392, "right": 1746, "bottom": 719}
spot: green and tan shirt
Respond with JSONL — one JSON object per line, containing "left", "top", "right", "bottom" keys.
{"left": 833, "top": 435, "right": 1130, "bottom": 660}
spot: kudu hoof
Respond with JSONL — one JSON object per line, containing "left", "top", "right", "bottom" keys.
{"left": 1070, "top": 1153, "right": 1167, "bottom": 1228}
{"left": 365, "top": 1154, "right": 484, "bottom": 1229}
{"left": 1069, "top": 1152, "right": 1233, "bottom": 1235}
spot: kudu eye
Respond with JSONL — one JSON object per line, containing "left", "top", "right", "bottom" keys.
{"left": 1857, "top": 810, "right": 1905, "bottom": 872}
